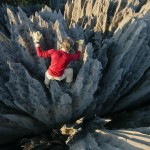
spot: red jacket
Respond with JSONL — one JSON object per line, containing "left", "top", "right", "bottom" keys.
{"left": 36, "top": 46, "right": 81, "bottom": 77}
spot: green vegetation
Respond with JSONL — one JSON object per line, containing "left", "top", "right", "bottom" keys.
{"left": 0, "top": 0, "right": 49, "bottom": 6}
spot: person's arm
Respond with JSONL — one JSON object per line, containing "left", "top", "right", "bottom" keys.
{"left": 76, "top": 39, "right": 84, "bottom": 59}
{"left": 35, "top": 43, "right": 55, "bottom": 58}
{"left": 33, "top": 31, "right": 55, "bottom": 58}
{"left": 78, "top": 44, "right": 83, "bottom": 52}
{"left": 69, "top": 40, "right": 85, "bottom": 61}
{"left": 69, "top": 50, "right": 81, "bottom": 60}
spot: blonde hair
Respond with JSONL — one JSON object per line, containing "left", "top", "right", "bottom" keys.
{"left": 60, "top": 37, "right": 74, "bottom": 52}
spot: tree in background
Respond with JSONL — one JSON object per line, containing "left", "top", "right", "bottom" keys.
{"left": 0, "top": 0, "right": 67, "bottom": 12}
{"left": 49, "top": 0, "right": 67, "bottom": 12}
{"left": 0, "top": 0, "right": 49, "bottom": 6}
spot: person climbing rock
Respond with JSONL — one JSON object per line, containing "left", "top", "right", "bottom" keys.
{"left": 33, "top": 31, "right": 84, "bottom": 88}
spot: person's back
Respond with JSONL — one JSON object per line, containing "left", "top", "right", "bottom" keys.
{"left": 46, "top": 48, "right": 81, "bottom": 77}
{"left": 50, "top": 50, "right": 70, "bottom": 76}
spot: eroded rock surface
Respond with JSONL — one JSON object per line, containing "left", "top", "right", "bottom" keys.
{"left": 0, "top": 0, "right": 150, "bottom": 147}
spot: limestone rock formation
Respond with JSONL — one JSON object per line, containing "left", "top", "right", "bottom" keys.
{"left": 0, "top": 0, "right": 150, "bottom": 148}
{"left": 68, "top": 117, "right": 150, "bottom": 150}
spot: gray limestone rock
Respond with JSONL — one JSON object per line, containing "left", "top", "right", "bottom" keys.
{"left": 50, "top": 80, "right": 72, "bottom": 123}
{"left": 68, "top": 117, "right": 150, "bottom": 150}
{"left": 5, "top": 62, "right": 53, "bottom": 126}
{"left": 106, "top": 106, "right": 150, "bottom": 130}
{"left": 72, "top": 43, "right": 102, "bottom": 118}
{"left": 0, "top": 0, "right": 150, "bottom": 146}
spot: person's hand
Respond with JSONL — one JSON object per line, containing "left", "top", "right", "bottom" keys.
{"left": 76, "top": 39, "right": 84, "bottom": 52}
{"left": 76, "top": 39, "right": 84, "bottom": 45}
{"left": 33, "top": 31, "right": 42, "bottom": 43}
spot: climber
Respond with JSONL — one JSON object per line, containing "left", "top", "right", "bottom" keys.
{"left": 33, "top": 31, "right": 84, "bottom": 88}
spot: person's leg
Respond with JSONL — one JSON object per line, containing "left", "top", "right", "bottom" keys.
{"left": 64, "top": 68, "right": 73, "bottom": 83}
{"left": 54, "top": 74, "right": 65, "bottom": 81}
{"left": 44, "top": 71, "right": 52, "bottom": 88}
{"left": 44, "top": 68, "right": 73, "bottom": 86}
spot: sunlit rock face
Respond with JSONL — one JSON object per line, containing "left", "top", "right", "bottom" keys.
{"left": 68, "top": 117, "right": 150, "bottom": 150}
{"left": 0, "top": 0, "right": 150, "bottom": 145}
